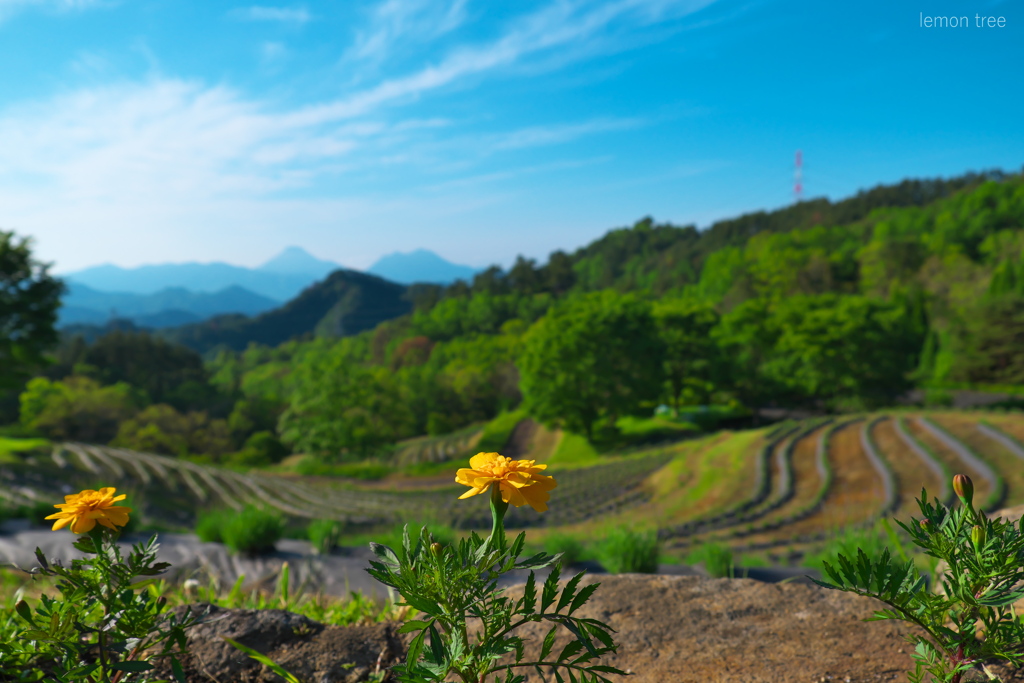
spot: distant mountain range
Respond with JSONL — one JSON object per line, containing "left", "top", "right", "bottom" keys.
{"left": 59, "top": 246, "right": 479, "bottom": 330}
{"left": 60, "top": 283, "right": 280, "bottom": 328}
{"left": 64, "top": 246, "right": 341, "bottom": 301}
{"left": 161, "top": 269, "right": 412, "bottom": 352}
{"left": 367, "top": 249, "right": 478, "bottom": 284}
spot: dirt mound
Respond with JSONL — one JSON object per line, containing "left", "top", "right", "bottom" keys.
{"left": 150, "top": 604, "right": 404, "bottom": 683}
{"left": 156, "top": 574, "right": 1024, "bottom": 682}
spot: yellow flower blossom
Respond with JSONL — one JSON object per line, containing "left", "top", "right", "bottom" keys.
{"left": 45, "top": 487, "right": 132, "bottom": 534}
{"left": 455, "top": 452, "right": 557, "bottom": 512}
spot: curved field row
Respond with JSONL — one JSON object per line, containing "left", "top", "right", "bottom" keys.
{"left": 913, "top": 416, "right": 1004, "bottom": 510}
{"left": 902, "top": 417, "right": 999, "bottom": 509}
{"left": 928, "top": 415, "right": 1024, "bottom": 508}
{"left": 648, "top": 427, "right": 783, "bottom": 539}
{"left": 888, "top": 417, "right": 952, "bottom": 505}
{"left": 859, "top": 417, "right": 898, "bottom": 515}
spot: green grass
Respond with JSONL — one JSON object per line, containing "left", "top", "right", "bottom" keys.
{"left": 548, "top": 431, "right": 601, "bottom": 467}
{"left": 477, "top": 409, "right": 527, "bottom": 452}
{"left": 0, "top": 437, "right": 49, "bottom": 464}
{"left": 597, "top": 527, "right": 660, "bottom": 574}
{"left": 294, "top": 457, "right": 392, "bottom": 480}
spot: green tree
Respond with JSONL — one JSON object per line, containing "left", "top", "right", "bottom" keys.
{"left": 653, "top": 299, "right": 721, "bottom": 412}
{"left": 0, "top": 231, "right": 64, "bottom": 391}
{"left": 518, "top": 291, "right": 664, "bottom": 440}
{"left": 763, "top": 294, "right": 925, "bottom": 410}
{"left": 948, "top": 293, "right": 1024, "bottom": 384}
{"left": 278, "top": 344, "right": 414, "bottom": 458}
{"left": 19, "top": 376, "right": 140, "bottom": 443}
{"left": 112, "top": 403, "right": 234, "bottom": 458}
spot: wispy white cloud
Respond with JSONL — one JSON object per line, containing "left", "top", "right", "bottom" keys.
{"left": 230, "top": 5, "right": 311, "bottom": 24}
{"left": 1, "top": 0, "right": 723, "bottom": 270}
{"left": 345, "top": 0, "right": 470, "bottom": 65}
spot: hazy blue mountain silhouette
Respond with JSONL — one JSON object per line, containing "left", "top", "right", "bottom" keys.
{"left": 64, "top": 246, "right": 341, "bottom": 300}
{"left": 368, "top": 249, "right": 478, "bottom": 284}
{"left": 60, "top": 283, "right": 280, "bottom": 328}
{"left": 162, "top": 269, "right": 412, "bottom": 353}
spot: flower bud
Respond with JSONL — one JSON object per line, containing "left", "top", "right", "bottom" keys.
{"left": 953, "top": 474, "right": 974, "bottom": 507}
{"left": 431, "top": 542, "right": 443, "bottom": 557}
{"left": 971, "top": 524, "right": 986, "bottom": 549}
{"left": 919, "top": 519, "right": 930, "bottom": 531}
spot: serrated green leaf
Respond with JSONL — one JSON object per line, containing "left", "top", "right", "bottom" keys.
{"left": 521, "top": 572, "right": 537, "bottom": 615}
{"left": 370, "top": 542, "right": 400, "bottom": 567}
{"left": 556, "top": 640, "right": 583, "bottom": 662}
{"left": 542, "top": 565, "right": 561, "bottom": 613}
{"left": 539, "top": 625, "right": 558, "bottom": 661}
{"left": 569, "top": 583, "right": 599, "bottom": 614}
{"left": 406, "top": 629, "right": 426, "bottom": 670}
{"left": 427, "top": 622, "right": 445, "bottom": 665}
{"left": 398, "top": 620, "right": 430, "bottom": 634}
{"left": 557, "top": 573, "right": 584, "bottom": 613}
{"left": 171, "top": 656, "right": 188, "bottom": 683}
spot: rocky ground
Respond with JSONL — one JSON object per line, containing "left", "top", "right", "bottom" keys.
{"left": 151, "top": 573, "right": 1024, "bottom": 683}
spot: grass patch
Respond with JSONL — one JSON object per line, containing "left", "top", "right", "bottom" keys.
{"left": 597, "top": 527, "right": 659, "bottom": 574}
{"left": 542, "top": 532, "right": 586, "bottom": 567}
{"left": 294, "top": 457, "right": 391, "bottom": 480}
{"left": 477, "top": 409, "right": 527, "bottom": 452}
{"left": 0, "top": 436, "right": 49, "bottom": 464}
{"left": 307, "top": 518, "right": 344, "bottom": 555}
{"left": 617, "top": 415, "right": 699, "bottom": 441}
{"left": 686, "top": 541, "right": 734, "bottom": 578}
{"left": 548, "top": 431, "right": 600, "bottom": 467}
{"left": 222, "top": 505, "right": 284, "bottom": 556}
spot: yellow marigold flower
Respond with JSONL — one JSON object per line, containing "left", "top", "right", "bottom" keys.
{"left": 455, "top": 452, "right": 557, "bottom": 512}
{"left": 45, "top": 487, "right": 132, "bottom": 534}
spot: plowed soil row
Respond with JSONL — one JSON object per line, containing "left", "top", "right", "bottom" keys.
{"left": 869, "top": 418, "right": 946, "bottom": 517}
{"left": 698, "top": 420, "right": 885, "bottom": 552}
{"left": 903, "top": 417, "right": 997, "bottom": 507}
{"left": 933, "top": 413, "right": 1024, "bottom": 508}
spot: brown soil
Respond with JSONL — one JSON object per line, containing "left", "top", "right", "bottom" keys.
{"left": 732, "top": 420, "right": 884, "bottom": 548}
{"left": 155, "top": 575, "right": 1024, "bottom": 683}
{"left": 931, "top": 414, "right": 1024, "bottom": 507}
{"left": 871, "top": 417, "right": 945, "bottom": 519}
{"left": 905, "top": 417, "right": 995, "bottom": 503}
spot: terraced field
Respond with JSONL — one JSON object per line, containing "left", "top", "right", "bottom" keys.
{"left": 2, "top": 410, "right": 1023, "bottom": 546}
{"left": 0, "top": 440, "right": 671, "bottom": 531}
{"left": 649, "top": 410, "right": 1024, "bottom": 555}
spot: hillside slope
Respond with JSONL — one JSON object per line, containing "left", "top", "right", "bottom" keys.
{"left": 162, "top": 269, "right": 412, "bottom": 352}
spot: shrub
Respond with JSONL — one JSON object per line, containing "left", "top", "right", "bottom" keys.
{"left": 543, "top": 532, "right": 585, "bottom": 567}
{"left": 598, "top": 527, "right": 659, "bottom": 574}
{"left": 195, "top": 508, "right": 233, "bottom": 544}
{"left": 307, "top": 518, "right": 343, "bottom": 555}
{"left": 687, "top": 541, "right": 734, "bottom": 578}
{"left": 221, "top": 505, "right": 283, "bottom": 555}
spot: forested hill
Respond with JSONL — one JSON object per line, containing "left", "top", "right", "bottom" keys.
{"left": 156, "top": 170, "right": 1007, "bottom": 353}
{"left": 161, "top": 269, "right": 411, "bottom": 353}
{"left": 564, "top": 171, "right": 1008, "bottom": 294}
{"left": 27, "top": 168, "right": 1024, "bottom": 463}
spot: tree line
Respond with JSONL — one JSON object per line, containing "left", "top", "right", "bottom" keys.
{"left": 2, "top": 171, "right": 1023, "bottom": 463}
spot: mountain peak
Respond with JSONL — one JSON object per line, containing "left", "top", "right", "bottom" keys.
{"left": 368, "top": 249, "right": 478, "bottom": 285}
{"left": 258, "top": 246, "right": 341, "bottom": 276}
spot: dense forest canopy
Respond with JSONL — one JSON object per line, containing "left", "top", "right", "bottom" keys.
{"left": 6, "top": 169, "right": 1024, "bottom": 464}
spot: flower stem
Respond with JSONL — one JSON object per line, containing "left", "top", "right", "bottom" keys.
{"left": 487, "top": 484, "right": 509, "bottom": 552}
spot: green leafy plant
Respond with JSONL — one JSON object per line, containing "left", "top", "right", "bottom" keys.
{"left": 814, "top": 474, "right": 1024, "bottom": 683}
{"left": 687, "top": 541, "right": 733, "bottom": 578}
{"left": 0, "top": 487, "right": 203, "bottom": 682}
{"left": 194, "top": 508, "right": 232, "bottom": 544}
{"left": 221, "top": 505, "right": 283, "bottom": 556}
{"left": 367, "top": 452, "right": 626, "bottom": 683}
{"left": 597, "top": 527, "right": 659, "bottom": 574}
{"left": 543, "top": 532, "right": 585, "bottom": 568}
{"left": 307, "top": 518, "right": 343, "bottom": 555}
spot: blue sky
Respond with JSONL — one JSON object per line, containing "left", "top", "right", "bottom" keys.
{"left": 0, "top": 0, "right": 1020, "bottom": 274}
